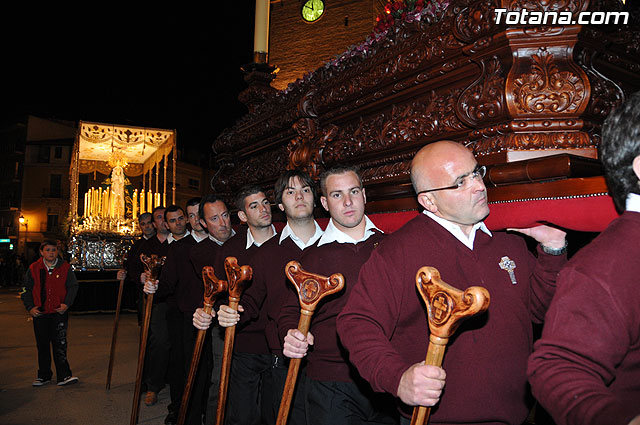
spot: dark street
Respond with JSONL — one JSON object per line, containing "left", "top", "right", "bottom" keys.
{"left": 0, "top": 287, "right": 171, "bottom": 425}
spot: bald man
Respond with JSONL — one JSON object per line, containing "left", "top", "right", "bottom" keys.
{"left": 337, "top": 141, "right": 567, "bottom": 425}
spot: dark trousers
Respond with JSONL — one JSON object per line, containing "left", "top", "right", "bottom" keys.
{"left": 32, "top": 312, "right": 72, "bottom": 382}
{"left": 306, "top": 378, "right": 399, "bottom": 425}
{"left": 262, "top": 354, "right": 307, "bottom": 425}
{"left": 182, "top": 314, "right": 213, "bottom": 425}
{"left": 145, "top": 301, "right": 170, "bottom": 392}
{"left": 167, "top": 303, "right": 185, "bottom": 413}
{"left": 225, "top": 351, "right": 272, "bottom": 425}
{"left": 205, "top": 326, "right": 225, "bottom": 425}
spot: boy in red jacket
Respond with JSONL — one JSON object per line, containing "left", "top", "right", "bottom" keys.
{"left": 21, "top": 240, "right": 79, "bottom": 387}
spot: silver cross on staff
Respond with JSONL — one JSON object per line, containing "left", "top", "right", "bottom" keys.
{"left": 499, "top": 256, "right": 517, "bottom": 285}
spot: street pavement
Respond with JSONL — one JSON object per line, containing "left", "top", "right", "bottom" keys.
{"left": 0, "top": 286, "right": 171, "bottom": 425}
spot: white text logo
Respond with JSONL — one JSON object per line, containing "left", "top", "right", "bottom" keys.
{"left": 494, "top": 8, "right": 629, "bottom": 25}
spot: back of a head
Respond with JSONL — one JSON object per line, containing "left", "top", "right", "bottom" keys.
{"left": 600, "top": 91, "right": 640, "bottom": 212}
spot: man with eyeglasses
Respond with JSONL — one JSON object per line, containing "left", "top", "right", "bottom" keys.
{"left": 338, "top": 140, "right": 568, "bottom": 425}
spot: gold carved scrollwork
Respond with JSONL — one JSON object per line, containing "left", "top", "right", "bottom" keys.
{"left": 512, "top": 49, "right": 586, "bottom": 115}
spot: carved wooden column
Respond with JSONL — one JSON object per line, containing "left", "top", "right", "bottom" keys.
{"left": 473, "top": 0, "right": 593, "bottom": 163}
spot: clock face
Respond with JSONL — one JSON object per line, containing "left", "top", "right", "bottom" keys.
{"left": 301, "top": 0, "right": 325, "bottom": 22}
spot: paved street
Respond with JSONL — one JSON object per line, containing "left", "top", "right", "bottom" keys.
{"left": 0, "top": 286, "right": 171, "bottom": 425}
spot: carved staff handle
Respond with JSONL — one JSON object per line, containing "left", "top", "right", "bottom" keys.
{"left": 410, "top": 266, "right": 490, "bottom": 425}
{"left": 130, "top": 254, "right": 166, "bottom": 425}
{"left": 216, "top": 257, "right": 253, "bottom": 425}
{"left": 275, "top": 261, "right": 345, "bottom": 425}
{"left": 177, "top": 266, "right": 228, "bottom": 425}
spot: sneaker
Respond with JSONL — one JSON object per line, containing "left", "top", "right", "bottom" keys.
{"left": 144, "top": 391, "right": 158, "bottom": 406}
{"left": 32, "top": 378, "right": 51, "bottom": 387}
{"left": 57, "top": 376, "right": 79, "bottom": 386}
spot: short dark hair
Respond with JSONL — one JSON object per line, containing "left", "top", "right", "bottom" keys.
{"left": 319, "top": 165, "right": 363, "bottom": 197}
{"left": 600, "top": 90, "right": 640, "bottom": 212}
{"left": 164, "top": 204, "right": 184, "bottom": 221}
{"left": 199, "top": 194, "right": 223, "bottom": 219}
{"left": 151, "top": 206, "right": 166, "bottom": 217}
{"left": 186, "top": 197, "right": 201, "bottom": 208}
{"left": 138, "top": 212, "right": 152, "bottom": 223}
{"left": 234, "top": 185, "right": 266, "bottom": 212}
{"left": 274, "top": 170, "right": 317, "bottom": 204}
{"left": 39, "top": 239, "right": 58, "bottom": 251}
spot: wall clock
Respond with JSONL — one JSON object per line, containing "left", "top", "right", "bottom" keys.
{"left": 301, "top": 0, "right": 325, "bottom": 22}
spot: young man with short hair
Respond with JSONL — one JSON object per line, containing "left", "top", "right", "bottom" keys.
{"left": 279, "top": 166, "right": 398, "bottom": 425}
{"left": 194, "top": 185, "right": 276, "bottom": 425}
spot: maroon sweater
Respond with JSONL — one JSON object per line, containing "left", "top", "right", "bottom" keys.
{"left": 337, "top": 213, "right": 566, "bottom": 424}
{"left": 279, "top": 231, "right": 386, "bottom": 382}
{"left": 157, "top": 235, "right": 202, "bottom": 314}
{"left": 238, "top": 234, "right": 308, "bottom": 356}
{"left": 215, "top": 229, "right": 268, "bottom": 355}
{"left": 527, "top": 211, "right": 640, "bottom": 425}
{"left": 189, "top": 237, "right": 224, "bottom": 310}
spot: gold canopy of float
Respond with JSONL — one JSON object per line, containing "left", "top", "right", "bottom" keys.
{"left": 69, "top": 121, "right": 177, "bottom": 236}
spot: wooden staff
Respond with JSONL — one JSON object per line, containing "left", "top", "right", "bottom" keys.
{"left": 105, "top": 272, "right": 125, "bottom": 390}
{"left": 216, "top": 257, "right": 253, "bottom": 425}
{"left": 129, "top": 254, "right": 166, "bottom": 425}
{"left": 177, "top": 266, "right": 228, "bottom": 425}
{"left": 276, "top": 261, "right": 345, "bottom": 425}
{"left": 410, "top": 266, "right": 490, "bottom": 425}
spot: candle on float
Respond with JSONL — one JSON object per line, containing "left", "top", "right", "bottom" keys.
{"left": 254, "top": 0, "right": 270, "bottom": 62}
{"left": 103, "top": 189, "right": 109, "bottom": 218}
{"left": 84, "top": 192, "right": 88, "bottom": 217}
{"left": 132, "top": 189, "right": 138, "bottom": 220}
{"left": 88, "top": 188, "right": 93, "bottom": 217}
{"left": 110, "top": 189, "right": 115, "bottom": 218}
{"left": 147, "top": 190, "right": 153, "bottom": 212}
{"left": 162, "top": 193, "right": 166, "bottom": 208}
{"left": 97, "top": 189, "right": 102, "bottom": 217}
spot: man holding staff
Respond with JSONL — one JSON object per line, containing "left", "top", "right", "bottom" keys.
{"left": 337, "top": 141, "right": 567, "bottom": 424}
{"left": 135, "top": 206, "right": 170, "bottom": 407}
{"left": 279, "top": 165, "right": 397, "bottom": 425}
{"left": 193, "top": 185, "right": 276, "bottom": 425}
{"left": 146, "top": 200, "right": 207, "bottom": 425}
{"left": 190, "top": 195, "right": 235, "bottom": 425}
{"left": 211, "top": 170, "right": 323, "bottom": 425}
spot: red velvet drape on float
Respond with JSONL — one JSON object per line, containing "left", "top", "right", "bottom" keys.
{"left": 311, "top": 194, "right": 618, "bottom": 233}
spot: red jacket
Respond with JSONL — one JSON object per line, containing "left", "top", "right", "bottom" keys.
{"left": 25, "top": 258, "right": 75, "bottom": 314}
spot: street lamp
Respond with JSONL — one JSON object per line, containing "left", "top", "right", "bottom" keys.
{"left": 19, "top": 214, "right": 28, "bottom": 256}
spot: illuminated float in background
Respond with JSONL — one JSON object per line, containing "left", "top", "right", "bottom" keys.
{"left": 68, "top": 121, "right": 177, "bottom": 270}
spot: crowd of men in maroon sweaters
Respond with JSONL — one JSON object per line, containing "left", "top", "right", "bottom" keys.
{"left": 120, "top": 92, "right": 640, "bottom": 425}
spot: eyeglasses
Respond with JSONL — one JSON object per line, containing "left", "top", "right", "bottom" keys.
{"left": 417, "top": 165, "right": 486, "bottom": 194}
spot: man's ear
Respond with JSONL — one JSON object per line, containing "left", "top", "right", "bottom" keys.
{"left": 320, "top": 196, "right": 329, "bottom": 212}
{"left": 417, "top": 193, "right": 438, "bottom": 214}
{"left": 362, "top": 187, "right": 367, "bottom": 205}
{"left": 199, "top": 218, "right": 206, "bottom": 229}
{"left": 633, "top": 155, "right": 640, "bottom": 182}
{"left": 278, "top": 203, "right": 285, "bottom": 212}
{"left": 237, "top": 210, "right": 248, "bottom": 224}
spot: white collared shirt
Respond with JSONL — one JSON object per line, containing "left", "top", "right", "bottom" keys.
{"left": 143, "top": 234, "right": 153, "bottom": 240}
{"left": 279, "top": 220, "right": 324, "bottom": 250}
{"left": 246, "top": 224, "right": 277, "bottom": 249}
{"left": 626, "top": 193, "right": 640, "bottom": 213}
{"left": 317, "top": 216, "right": 382, "bottom": 247}
{"left": 423, "top": 210, "right": 492, "bottom": 250}
{"left": 191, "top": 231, "right": 208, "bottom": 243}
{"left": 167, "top": 230, "right": 190, "bottom": 245}
{"left": 209, "top": 228, "right": 236, "bottom": 246}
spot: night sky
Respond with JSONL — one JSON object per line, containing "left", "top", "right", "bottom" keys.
{"left": 4, "top": 6, "right": 256, "bottom": 154}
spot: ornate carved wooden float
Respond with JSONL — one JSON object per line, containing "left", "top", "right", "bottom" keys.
{"left": 211, "top": 0, "right": 639, "bottom": 232}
